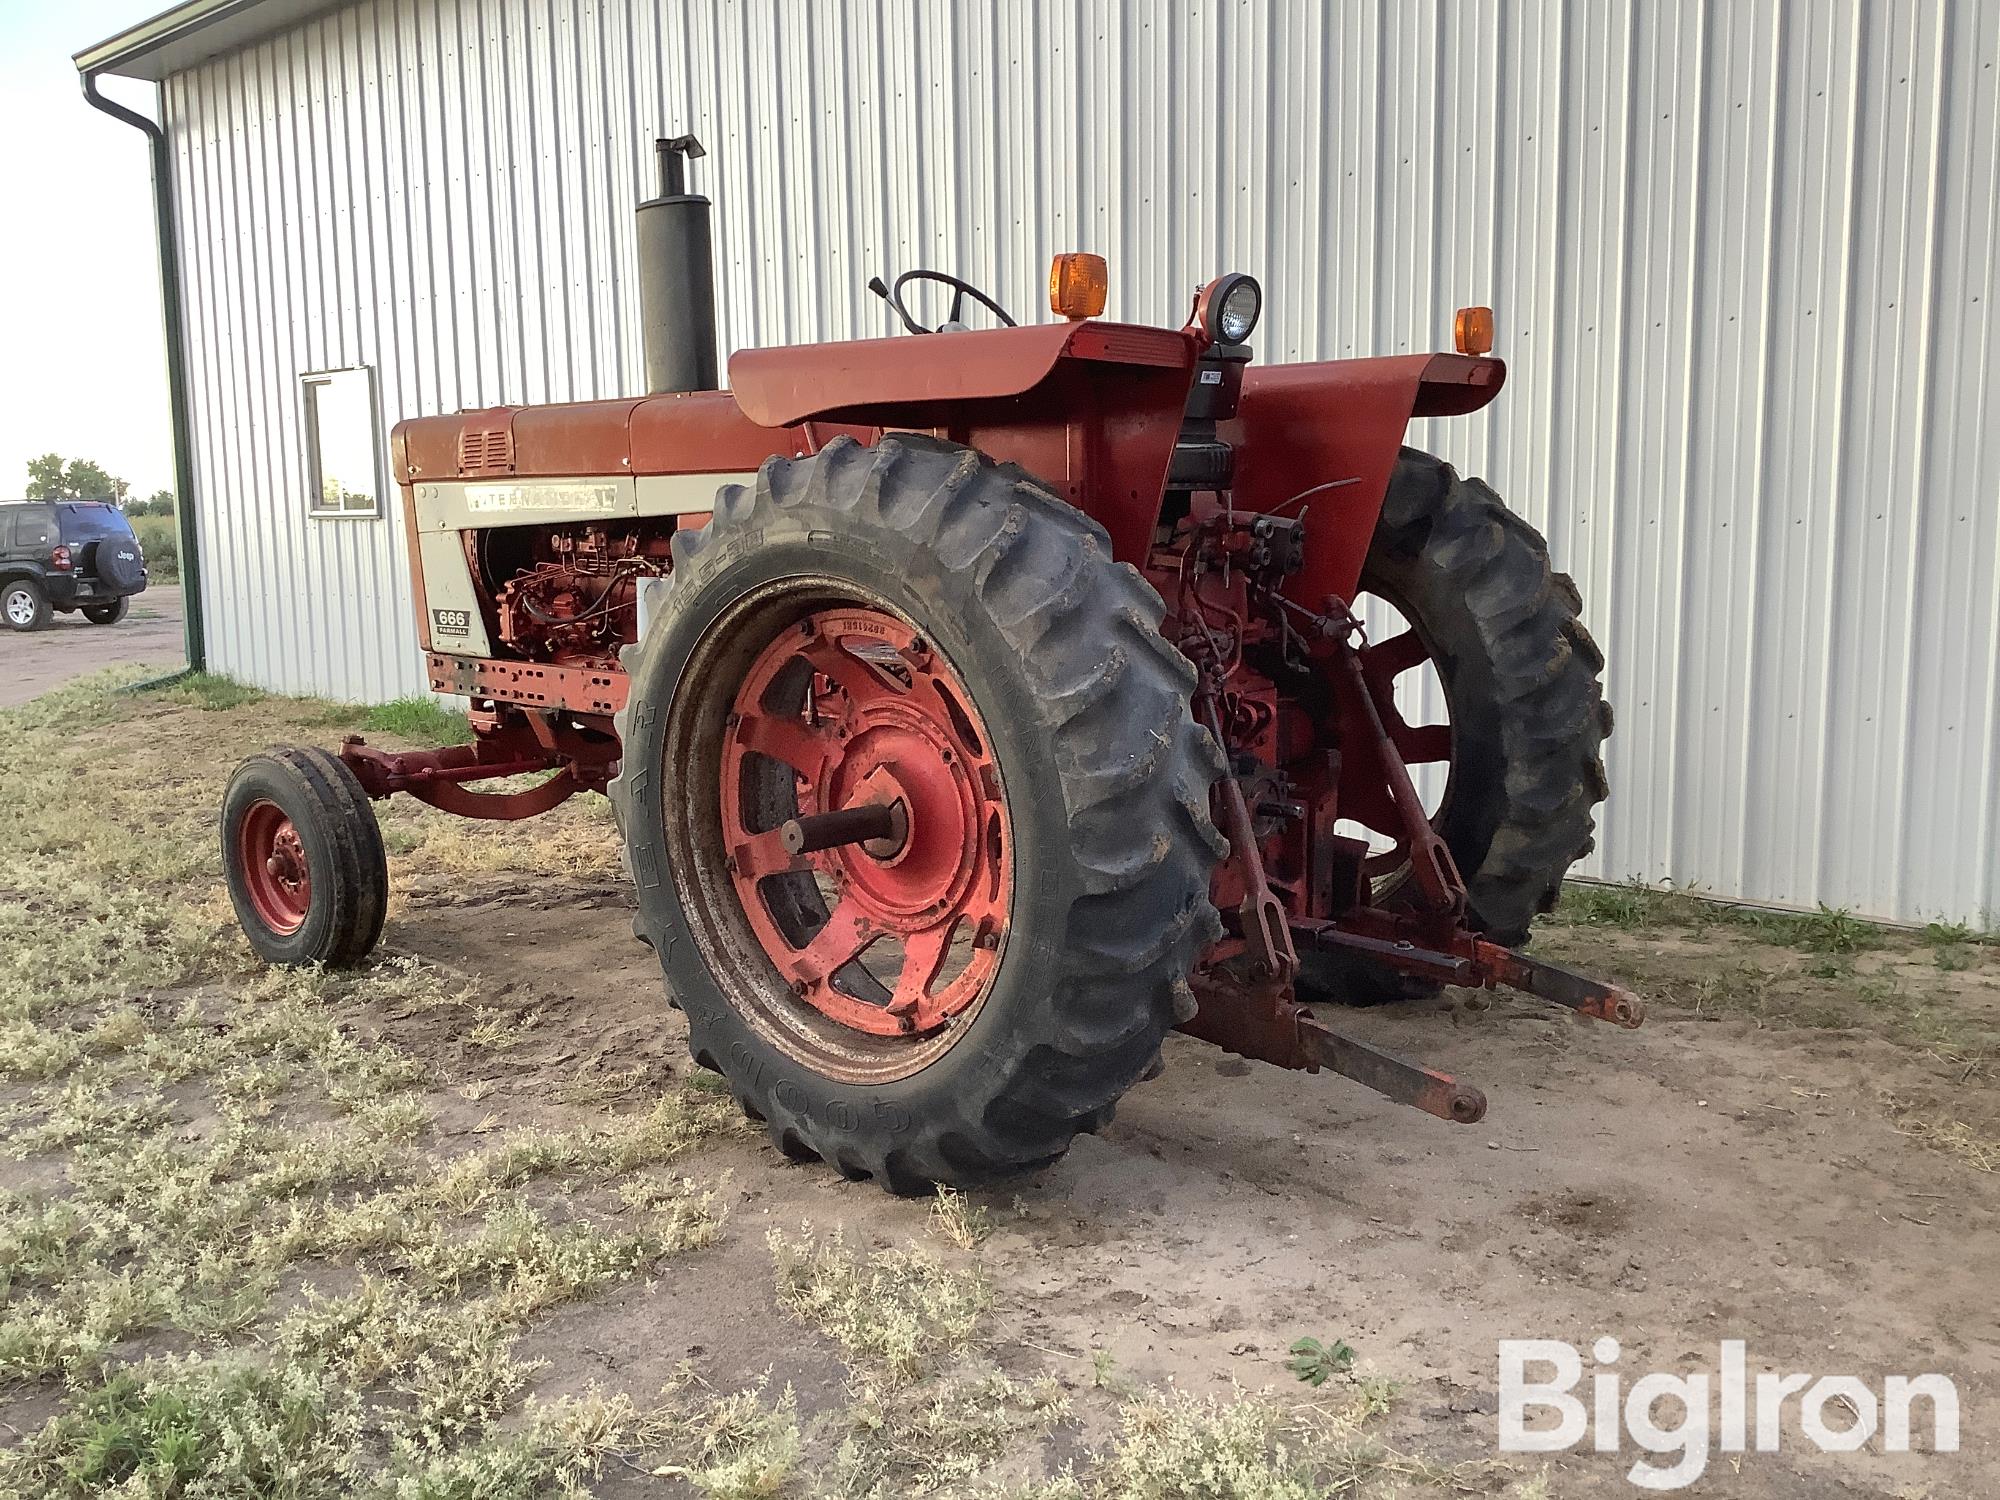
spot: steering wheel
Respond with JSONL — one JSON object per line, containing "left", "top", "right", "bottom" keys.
{"left": 869, "top": 269, "right": 1017, "bottom": 334}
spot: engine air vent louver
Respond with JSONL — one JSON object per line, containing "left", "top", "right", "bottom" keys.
{"left": 457, "top": 426, "right": 514, "bottom": 475}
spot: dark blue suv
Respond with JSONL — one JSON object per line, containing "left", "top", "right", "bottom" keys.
{"left": 1, "top": 500, "right": 149, "bottom": 631}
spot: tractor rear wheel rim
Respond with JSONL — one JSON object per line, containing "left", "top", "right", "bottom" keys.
{"left": 675, "top": 586, "right": 1011, "bottom": 1082}
{"left": 1350, "top": 585, "right": 1457, "bottom": 892}
{"left": 237, "top": 799, "right": 312, "bottom": 936}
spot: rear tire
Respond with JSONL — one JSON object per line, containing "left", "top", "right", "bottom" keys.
{"left": 83, "top": 598, "right": 130, "bottom": 626}
{"left": 221, "top": 747, "right": 389, "bottom": 967}
{"left": 611, "top": 434, "right": 1225, "bottom": 1191}
{"left": 1301, "top": 447, "right": 1611, "bottom": 1006}
{"left": 2, "top": 579, "right": 49, "bottom": 631}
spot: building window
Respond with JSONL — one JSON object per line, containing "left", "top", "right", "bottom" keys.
{"left": 302, "top": 367, "right": 381, "bottom": 516}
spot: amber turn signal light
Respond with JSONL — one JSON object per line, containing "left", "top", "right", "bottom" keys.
{"left": 1049, "top": 253, "right": 1109, "bottom": 320}
{"left": 1455, "top": 305, "right": 1495, "bottom": 356}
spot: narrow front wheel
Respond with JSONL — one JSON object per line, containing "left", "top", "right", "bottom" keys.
{"left": 221, "top": 747, "right": 389, "bottom": 966}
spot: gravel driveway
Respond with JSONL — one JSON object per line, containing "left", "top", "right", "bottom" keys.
{"left": 0, "top": 583, "right": 185, "bottom": 706}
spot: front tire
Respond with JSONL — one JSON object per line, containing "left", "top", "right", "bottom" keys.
{"left": 221, "top": 747, "right": 389, "bottom": 967}
{"left": 611, "top": 435, "right": 1225, "bottom": 1191}
{"left": 1302, "top": 448, "right": 1611, "bottom": 1006}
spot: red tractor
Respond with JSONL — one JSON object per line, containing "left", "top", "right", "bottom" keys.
{"left": 222, "top": 138, "right": 1628, "bottom": 1191}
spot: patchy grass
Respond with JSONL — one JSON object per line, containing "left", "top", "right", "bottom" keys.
{"left": 0, "top": 673, "right": 1515, "bottom": 1497}
{"left": 364, "top": 695, "right": 475, "bottom": 746}
{"left": 1545, "top": 878, "right": 2000, "bottom": 1177}
{"left": 1558, "top": 880, "right": 1888, "bottom": 953}
{"left": 0, "top": 677, "right": 744, "bottom": 1494}
{"left": 833, "top": 1370, "right": 1067, "bottom": 1495}
{"left": 1013, "top": 1386, "right": 1482, "bottom": 1500}
{"left": 377, "top": 794, "right": 620, "bottom": 885}
{"left": 768, "top": 1225, "right": 989, "bottom": 1383}
{"left": 145, "top": 669, "right": 270, "bottom": 712}
{"left": 9, "top": 1360, "right": 360, "bottom": 1498}
{"left": 1545, "top": 881, "right": 2000, "bottom": 1065}
{"left": 1924, "top": 919, "right": 1999, "bottom": 947}
{"left": 651, "top": 1380, "right": 804, "bottom": 1498}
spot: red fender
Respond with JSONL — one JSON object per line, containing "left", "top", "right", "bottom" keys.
{"left": 728, "top": 319, "right": 1201, "bottom": 566}
{"left": 726, "top": 320, "right": 1193, "bottom": 427}
{"left": 1226, "top": 353, "right": 1506, "bottom": 608}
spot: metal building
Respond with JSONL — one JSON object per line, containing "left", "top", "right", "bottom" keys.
{"left": 78, "top": 0, "right": 2000, "bottom": 926}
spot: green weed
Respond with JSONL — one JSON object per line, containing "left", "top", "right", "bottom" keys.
{"left": 2, "top": 1361, "right": 361, "bottom": 1498}
{"left": 150, "top": 670, "right": 268, "bottom": 711}
{"left": 1558, "top": 881, "right": 1889, "bottom": 955}
{"left": 1286, "top": 1335, "right": 1356, "bottom": 1387}
{"left": 364, "top": 696, "right": 475, "bottom": 746}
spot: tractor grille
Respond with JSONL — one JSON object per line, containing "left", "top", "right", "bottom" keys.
{"left": 457, "top": 425, "right": 514, "bottom": 475}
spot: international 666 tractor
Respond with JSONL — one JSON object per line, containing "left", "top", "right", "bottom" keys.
{"left": 222, "top": 138, "right": 1629, "bottom": 1191}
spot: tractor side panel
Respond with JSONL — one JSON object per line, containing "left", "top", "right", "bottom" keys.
{"left": 414, "top": 530, "right": 493, "bottom": 656}
{"left": 1225, "top": 353, "right": 1505, "bottom": 608}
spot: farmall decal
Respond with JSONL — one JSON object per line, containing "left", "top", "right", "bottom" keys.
{"left": 463, "top": 482, "right": 620, "bottom": 514}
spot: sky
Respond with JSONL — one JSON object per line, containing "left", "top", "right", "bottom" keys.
{"left": 0, "top": 0, "right": 176, "bottom": 500}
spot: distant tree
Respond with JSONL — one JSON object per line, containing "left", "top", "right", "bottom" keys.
{"left": 25, "top": 453, "right": 130, "bottom": 504}
{"left": 133, "top": 489, "right": 176, "bottom": 517}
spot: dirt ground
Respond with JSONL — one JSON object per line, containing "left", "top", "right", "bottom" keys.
{"left": 1, "top": 678, "right": 1994, "bottom": 1497}
{"left": 0, "top": 584, "right": 184, "bottom": 706}
{"left": 394, "top": 887, "right": 1999, "bottom": 1498}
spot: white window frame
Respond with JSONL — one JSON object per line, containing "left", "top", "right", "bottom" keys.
{"left": 301, "top": 366, "right": 383, "bottom": 519}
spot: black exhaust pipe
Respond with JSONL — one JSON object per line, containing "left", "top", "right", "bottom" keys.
{"left": 637, "top": 134, "right": 718, "bottom": 394}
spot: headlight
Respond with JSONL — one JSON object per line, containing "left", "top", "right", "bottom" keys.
{"left": 1202, "top": 272, "right": 1262, "bottom": 344}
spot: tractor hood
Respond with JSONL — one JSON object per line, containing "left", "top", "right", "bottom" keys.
{"left": 728, "top": 320, "right": 1196, "bottom": 428}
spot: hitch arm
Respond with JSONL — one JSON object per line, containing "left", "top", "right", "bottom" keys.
{"left": 1291, "top": 918, "right": 1646, "bottom": 1029}
{"left": 1299, "top": 1016, "right": 1487, "bottom": 1123}
{"left": 1182, "top": 965, "right": 1489, "bottom": 1127}
{"left": 1475, "top": 942, "right": 1646, "bottom": 1028}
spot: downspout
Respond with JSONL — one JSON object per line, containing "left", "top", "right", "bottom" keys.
{"left": 80, "top": 70, "right": 205, "bottom": 679}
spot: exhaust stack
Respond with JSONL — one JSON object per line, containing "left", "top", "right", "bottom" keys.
{"left": 637, "top": 134, "right": 718, "bottom": 394}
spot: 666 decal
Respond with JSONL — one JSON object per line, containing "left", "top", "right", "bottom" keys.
{"left": 432, "top": 607, "right": 472, "bottom": 637}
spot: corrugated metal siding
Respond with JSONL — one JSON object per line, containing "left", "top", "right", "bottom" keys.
{"left": 162, "top": 0, "right": 2000, "bottom": 925}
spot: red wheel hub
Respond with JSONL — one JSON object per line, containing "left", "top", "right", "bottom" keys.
{"left": 720, "top": 607, "right": 1009, "bottom": 1037}
{"left": 237, "top": 799, "right": 312, "bottom": 936}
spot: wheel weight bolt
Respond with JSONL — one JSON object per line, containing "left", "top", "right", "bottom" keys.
{"left": 780, "top": 802, "right": 904, "bottom": 856}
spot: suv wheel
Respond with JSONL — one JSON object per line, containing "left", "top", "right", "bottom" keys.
{"left": 3, "top": 579, "right": 49, "bottom": 631}
{"left": 83, "top": 597, "right": 130, "bottom": 626}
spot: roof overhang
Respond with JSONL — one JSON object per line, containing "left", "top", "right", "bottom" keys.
{"left": 75, "top": 0, "right": 349, "bottom": 81}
